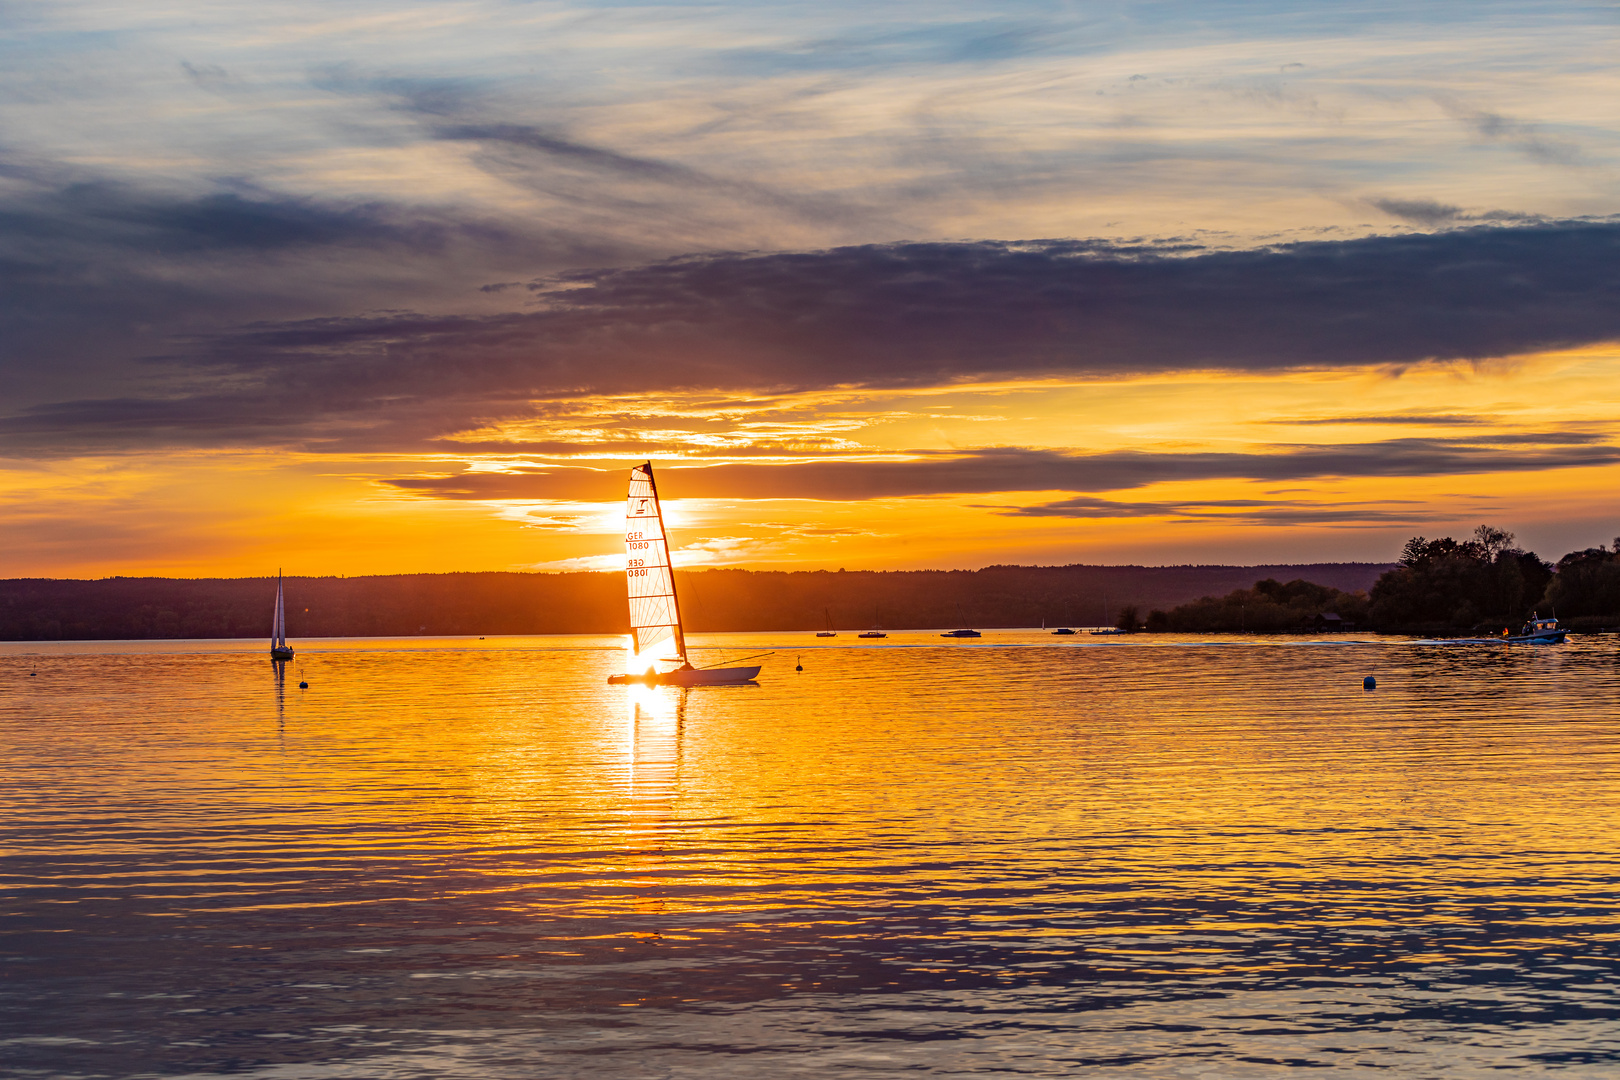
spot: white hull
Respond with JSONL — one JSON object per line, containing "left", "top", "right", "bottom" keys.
{"left": 610, "top": 665, "right": 761, "bottom": 686}
{"left": 1446, "top": 630, "right": 1567, "bottom": 645}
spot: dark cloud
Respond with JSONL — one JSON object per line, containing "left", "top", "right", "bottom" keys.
{"left": 1273, "top": 413, "right": 1491, "bottom": 426}
{"left": 996, "top": 495, "right": 1447, "bottom": 525}
{"left": 180, "top": 61, "right": 232, "bottom": 90}
{"left": 1370, "top": 198, "right": 1463, "bottom": 226}
{"left": 378, "top": 438, "right": 1620, "bottom": 503}
{"left": 432, "top": 123, "right": 706, "bottom": 186}
{"left": 5, "top": 210, "right": 1620, "bottom": 453}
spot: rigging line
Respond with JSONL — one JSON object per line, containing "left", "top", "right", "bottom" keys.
{"left": 698, "top": 651, "right": 774, "bottom": 670}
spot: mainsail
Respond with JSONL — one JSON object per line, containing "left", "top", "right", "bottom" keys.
{"left": 272, "top": 571, "right": 286, "bottom": 649}
{"left": 625, "top": 463, "right": 686, "bottom": 664}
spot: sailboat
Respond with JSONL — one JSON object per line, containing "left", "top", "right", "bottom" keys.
{"left": 941, "top": 602, "right": 981, "bottom": 638}
{"left": 859, "top": 606, "right": 886, "bottom": 638}
{"left": 606, "top": 462, "right": 763, "bottom": 687}
{"left": 817, "top": 607, "right": 837, "bottom": 637}
{"left": 269, "top": 571, "right": 294, "bottom": 660}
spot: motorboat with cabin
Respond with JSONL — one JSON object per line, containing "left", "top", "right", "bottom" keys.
{"left": 1502, "top": 613, "right": 1567, "bottom": 644}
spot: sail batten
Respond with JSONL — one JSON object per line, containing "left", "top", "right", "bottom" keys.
{"left": 625, "top": 463, "right": 685, "bottom": 664}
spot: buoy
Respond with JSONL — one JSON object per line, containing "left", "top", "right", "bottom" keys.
{"left": 299, "top": 680, "right": 309, "bottom": 689}
{"left": 795, "top": 655, "right": 803, "bottom": 672}
{"left": 1363, "top": 676, "right": 1376, "bottom": 690}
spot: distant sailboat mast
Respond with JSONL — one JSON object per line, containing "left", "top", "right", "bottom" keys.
{"left": 625, "top": 462, "right": 686, "bottom": 667}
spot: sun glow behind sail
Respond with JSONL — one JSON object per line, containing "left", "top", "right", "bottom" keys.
{"left": 625, "top": 464, "right": 685, "bottom": 668}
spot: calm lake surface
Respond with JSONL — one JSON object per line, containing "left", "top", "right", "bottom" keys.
{"left": 3, "top": 632, "right": 1619, "bottom": 1078}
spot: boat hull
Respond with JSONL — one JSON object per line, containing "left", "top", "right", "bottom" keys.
{"left": 1438, "top": 628, "right": 1561, "bottom": 647}
{"left": 608, "top": 665, "right": 762, "bottom": 686}
{"left": 270, "top": 647, "right": 294, "bottom": 660}
{"left": 1507, "top": 630, "right": 1567, "bottom": 644}
{"left": 941, "top": 630, "right": 981, "bottom": 638}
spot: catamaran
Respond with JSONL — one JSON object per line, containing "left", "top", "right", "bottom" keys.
{"left": 269, "top": 571, "right": 294, "bottom": 661}
{"left": 606, "top": 462, "right": 763, "bottom": 686}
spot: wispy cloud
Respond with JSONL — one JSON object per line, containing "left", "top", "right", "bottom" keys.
{"left": 378, "top": 437, "right": 1620, "bottom": 504}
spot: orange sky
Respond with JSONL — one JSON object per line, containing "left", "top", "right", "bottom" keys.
{"left": 2, "top": 3, "right": 1618, "bottom": 577}
{"left": 8, "top": 346, "right": 1618, "bottom": 577}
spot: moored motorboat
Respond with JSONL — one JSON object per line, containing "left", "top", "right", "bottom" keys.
{"left": 941, "top": 628, "right": 981, "bottom": 638}
{"left": 1050, "top": 627, "right": 1076, "bottom": 635}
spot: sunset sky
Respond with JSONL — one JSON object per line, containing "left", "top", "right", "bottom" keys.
{"left": 3, "top": 0, "right": 1618, "bottom": 576}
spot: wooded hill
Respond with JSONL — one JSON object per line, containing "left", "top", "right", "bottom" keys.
{"left": 0, "top": 563, "right": 1391, "bottom": 640}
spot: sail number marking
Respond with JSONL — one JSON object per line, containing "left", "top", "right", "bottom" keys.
{"left": 629, "top": 567, "right": 648, "bottom": 577}
{"left": 628, "top": 541, "right": 649, "bottom": 550}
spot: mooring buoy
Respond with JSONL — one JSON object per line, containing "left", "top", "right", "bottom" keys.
{"left": 1363, "top": 675, "right": 1376, "bottom": 690}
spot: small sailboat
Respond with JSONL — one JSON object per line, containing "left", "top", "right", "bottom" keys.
{"left": 817, "top": 607, "right": 837, "bottom": 637}
{"left": 941, "top": 603, "right": 980, "bottom": 638}
{"left": 269, "top": 571, "right": 294, "bottom": 660}
{"left": 858, "top": 605, "right": 887, "bottom": 638}
{"left": 606, "top": 462, "right": 762, "bottom": 686}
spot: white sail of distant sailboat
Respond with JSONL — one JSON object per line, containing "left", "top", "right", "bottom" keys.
{"left": 608, "top": 462, "right": 762, "bottom": 686}
{"left": 270, "top": 570, "right": 294, "bottom": 660}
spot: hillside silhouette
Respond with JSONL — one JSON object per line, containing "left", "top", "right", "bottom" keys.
{"left": 1, "top": 563, "right": 1391, "bottom": 640}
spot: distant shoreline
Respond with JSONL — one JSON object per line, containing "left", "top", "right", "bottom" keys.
{"left": 1, "top": 564, "right": 1393, "bottom": 642}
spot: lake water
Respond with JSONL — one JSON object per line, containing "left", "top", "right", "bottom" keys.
{"left": 2, "top": 632, "right": 1619, "bottom": 1078}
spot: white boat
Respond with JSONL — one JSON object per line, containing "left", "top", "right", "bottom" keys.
{"left": 606, "top": 462, "right": 762, "bottom": 687}
{"left": 1443, "top": 612, "right": 1567, "bottom": 645}
{"left": 1504, "top": 613, "right": 1567, "bottom": 643}
{"left": 269, "top": 571, "right": 294, "bottom": 660}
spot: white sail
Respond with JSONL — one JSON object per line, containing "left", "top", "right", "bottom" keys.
{"left": 273, "top": 573, "right": 286, "bottom": 648}
{"left": 625, "top": 463, "right": 686, "bottom": 664}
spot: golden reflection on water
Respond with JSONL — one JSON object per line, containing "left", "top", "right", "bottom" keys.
{"left": 1, "top": 633, "right": 1619, "bottom": 1076}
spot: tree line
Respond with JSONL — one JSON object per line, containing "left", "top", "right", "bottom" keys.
{"left": 2, "top": 563, "right": 1386, "bottom": 640}
{"left": 1142, "top": 526, "right": 1620, "bottom": 634}
{"left": 6, "top": 535, "right": 1614, "bottom": 640}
